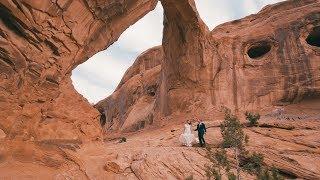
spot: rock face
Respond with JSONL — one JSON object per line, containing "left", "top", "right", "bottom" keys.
{"left": 98, "top": 0, "right": 320, "bottom": 131}
{"left": 1, "top": 0, "right": 320, "bottom": 179}
{"left": 207, "top": 0, "right": 320, "bottom": 111}
{"left": 159, "top": 0, "right": 320, "bottom": 115}
{"left": 0, "top": 0, "right": 158, "bottom": 141}
{"left": 95, "top": 46, "right": 163, "bottom": 132}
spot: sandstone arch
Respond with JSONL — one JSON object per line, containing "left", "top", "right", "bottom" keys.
{"left": 0, "top": 0, "right": 158, "bottom": 141}
{"left": 1, "top": 0, "right": 320, "bottom": 179}
{"left": 97, "top": 0, "right": 320, "bottom": 132}
{"left": 1, "top": 0, "right": 319, "bottom": 138}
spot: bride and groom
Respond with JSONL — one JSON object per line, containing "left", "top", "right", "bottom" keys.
{"left": 179, "top": 119, "right": 206, "bottom": 147}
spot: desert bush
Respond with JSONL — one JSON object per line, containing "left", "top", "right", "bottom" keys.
{"left": 220, "top": 109, "right": 247, "bottom": 179}
{"left": 227, "top": 172, "right": 236, "bottom": 180}
{"left": 205, "top": 165, "right": 221, "bottom": 180}
{"left": 214, "top": 149, "right": 230, "bottom": 170}
{"left": 270, "top": 167, "right": 285, "bottom": 180}
{"left": 240, "top": 152, "right": 264, "bottom": 174}
{"left": 119, "top": 137, "right": 126, "bottom": 143}
{"left": 245, "top": 111, "right": 260, "bottom": 126}
{"left": 220, "top": 111, "right": 245, "bottom": 149}
{"left": 257, "top": 167, "right": 284, "bottom": 180}
{"left": 206, "top": 108, "right": 282, "bottom": 180}
{"left": 205, "top": 147, "right": 231, "bottom": 180}
{"left": 185, "top": 174, "right": 194, "bottom": 180}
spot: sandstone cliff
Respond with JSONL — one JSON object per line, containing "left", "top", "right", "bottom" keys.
{"left": 0, "top": 0, "right": 320, "bottom": 179}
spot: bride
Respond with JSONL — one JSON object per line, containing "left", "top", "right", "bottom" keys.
{"left": 179, "top": 120, "right": 196, "bottom": 147}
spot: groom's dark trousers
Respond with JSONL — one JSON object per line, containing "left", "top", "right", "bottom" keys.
{"left": 195, "top": 123, "right": 206, "bottom": 146}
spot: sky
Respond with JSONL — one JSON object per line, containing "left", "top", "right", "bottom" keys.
{"left": 71, "top": 0, "right": 285, "bottom": 103}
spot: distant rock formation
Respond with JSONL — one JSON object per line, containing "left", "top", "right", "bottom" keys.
{"left": 95, "top": 46, "right": 163, "bottom": 132}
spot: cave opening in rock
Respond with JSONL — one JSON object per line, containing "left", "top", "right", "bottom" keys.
{"left": 306, "top": 26, "right": 320, "bottom": 47}
{"left": 247, "top": 41, "right": 272, "bottom": 59}
{"left": 71, "top": 2, "right": 164, "bottom": 105}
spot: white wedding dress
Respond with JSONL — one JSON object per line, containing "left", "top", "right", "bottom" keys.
{"left": 179, "top": 124, "right": 196, "bottom": 147}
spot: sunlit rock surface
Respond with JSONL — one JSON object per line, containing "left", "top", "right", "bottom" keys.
{"left": 0, "top": 0, "right": 320, "bottom": 179}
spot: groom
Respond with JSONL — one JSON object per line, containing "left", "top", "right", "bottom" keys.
{"left": 195, "top": 119, "right": 206, "bottom": 147}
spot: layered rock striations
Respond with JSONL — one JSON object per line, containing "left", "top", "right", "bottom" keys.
{"left": 0, "top": 0, "right": 157, "bottom": 141}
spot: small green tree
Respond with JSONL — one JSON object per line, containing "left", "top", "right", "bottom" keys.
{"left": 205, "top": 148, "right": 223, "bottom": 179}
{"left": 245, "top": 112, "right": 260, "bottom": 126}
{"left": 270, "top": 167, "right": 285, "bottom": 180}
{"left": 206, "top": 108, "right": 283, "bottom": 180}
{"left": 220, "top": 109, "right": 246, "bottom": 180}
{"left": 205, "top": 147, "right": 232, "bottom": 180}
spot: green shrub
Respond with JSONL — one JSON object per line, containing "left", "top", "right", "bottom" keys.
{"left": 119, "top": 137, "right": 126, "bottom": 143}
{"left": 220, "top": 109, "right": 247, "bottom": 179}
{"left": 220, "top": 111, "right": 245, "bottom": 149}
{"left": 257, "top": 168, "right": 272, "bottom": 180}
{"left": 245, "top": 111, "right": 260, "bottom": 126}
{"left": 227, "top": 172, "right": 236, "bottom": 180}
{"left": 240, "top": 152, "right": 264, "bottom": 174}
{"left": 205, "top": 165, "right": 221, "bottom": 180}
{"left": 270, "top": 167, "right": 285, "bottom": 180}
{"left": 257, "top": 167, "right": 284, "bottom": 180}
{"left": 215, "top": 149, "right": 229, "bottom": 170}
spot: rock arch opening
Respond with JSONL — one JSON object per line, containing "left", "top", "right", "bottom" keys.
{"left": 71, "top": 2, "right": 163, "bottom": 128}
{"left": 247, "top": 41, "right": 272, "bottom": 59}
{"left": 71, "top": 2, "right": 163, "bottom": 104}
{"left": 306, "top": 26, "right": 320, "bottom": 47}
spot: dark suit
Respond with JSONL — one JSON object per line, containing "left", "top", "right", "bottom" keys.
{"left": 195, "top": 122, "right": 206, "bottom": 146}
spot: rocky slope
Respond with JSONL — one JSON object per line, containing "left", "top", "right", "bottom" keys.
{"left": 1, "top": 98, "right": 319, "bottom": 179}
{"left": 0, "top": 0, "right": 320, "bottom": 179}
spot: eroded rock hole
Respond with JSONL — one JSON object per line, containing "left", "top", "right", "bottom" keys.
{"left": 99, "top": 111, "right": 106, "bottom": 127}
{"left": 247, "top": 41, "right": 271, "bottom": 59}
{"left": 146, "top": 85, "right": 157, "bottom": 96}
{"left": 306, "top": 26, "right": 320, "bottom": 47}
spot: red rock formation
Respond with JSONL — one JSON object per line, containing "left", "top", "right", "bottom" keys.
{"left": 0, "top": 0, "right": 158, "bottom": 141}
{"left": 158, "top": 0, "right": 320, "bottom": 117}
{"left": 1, "top": 0, "right": 320, "bottom": 179}
{"left": 208, "top": 0, "right": 320, "bottom": 111}
{"left": 95, "top": 46, "right": 163, "bottom": 132}
{"left": 98, "top": 0, "right": 320, "bottom": 132}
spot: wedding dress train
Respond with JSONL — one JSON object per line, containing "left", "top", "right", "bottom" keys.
{"left": 179, "top": 124, "right": 195, "bottom": 147}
